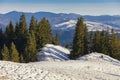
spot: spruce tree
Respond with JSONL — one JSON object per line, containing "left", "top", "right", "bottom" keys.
{"left": 29, "top": 16, "right": 37, "bottom": 34}
{"left": 92, "top": 31, "right": 101, "bottom": 52}
{"left": 24, "top": 31, "right": 37, "bottom": 62}
{"left": 0, "top": 28, "right": 4, "bottom": 49}
{"left": 10, "top": 42, "right": 19, "bottom": 62}
{"left": 15, "top": 13, "right": 28, "bottom": 55}
{"left": 37, "top": 17, "right": 52, "bottom": 48}
{"left": 109, "top": 29, "right": 120, "bottom": 58}
{"left": 52, "top": 33, "right": 60, "bottom": 45}
{"left": 5, "top": 21, "right": 15, "bottom": 48}
{"left": 0, "top": 28, "right": 4, "bottom": 59}
{"left": 70, "top": 17, "right": 88, "bottom": 59}
{"left": 2, "top": 44, "right": 10, "bottom": 61}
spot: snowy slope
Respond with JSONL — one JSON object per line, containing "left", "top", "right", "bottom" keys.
{"left": 77, "top": 52, "right": 120, "bottom": 66}
{"left": 54, "top": 20, "right": 120, "bottom": 32}
{"left": 38, "top": 44, "right": 70, "bottom": 61}
{"left": 0, "top": 52, "right": 120, "bottom": 80}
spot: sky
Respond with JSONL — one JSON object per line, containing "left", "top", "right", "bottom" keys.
{"left": 0, "top": 0, "right": 120, "bottom": 15}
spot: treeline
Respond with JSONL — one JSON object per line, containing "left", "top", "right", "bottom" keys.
{"left": 70, "top": 17, "right": 120, "bottom": 60}
{"left": 0, "top": 14, "right": 60, "bottom": 62}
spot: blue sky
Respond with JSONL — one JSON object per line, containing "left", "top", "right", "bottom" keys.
{"left": 0, "top": 0, "right": 120, "bottom": 15}
{"left": 1, "top": 0, "right": 120, "bottom": 3}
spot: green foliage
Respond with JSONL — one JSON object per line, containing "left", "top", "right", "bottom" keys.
{"left": 65, "top": 43, "right": 71, "bottom": 49}
{"left": 29, "top": 16, "right": 37, "bottom": 34}
{"left": 5, "top": 21, "right": 15, "bottom": 48}
{"left": 2, "top": 44, "right": 10, "bottom": 61}
{"left": 70, "top": 17, "right": 88, "bottom": 59}
{"left": 15, "top": 13, "right": 28, "bottom": 55}
{"left": 10, "top": 42, "right": 19, "bottom": 62}
{"left": 24, "top": 31, "right": 37, "bottom": 62}
{"left": 90, "top": 29, "right": 120, "bottom": 60}
{"left": 52, "top": 33, "right": 60, "bottom": 45}
{"left": 0, "top": 28, "right": 4, "bottom": 59}
{"left": 36, "top": 17, "right": 52, "bottom": 48}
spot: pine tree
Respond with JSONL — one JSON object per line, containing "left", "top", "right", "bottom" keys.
{"left": 10, "top": 42, "right": 19, "bottom": 62}
{"left": 5, "top": 21, "right": 15, "bottom": 48}
{"left": 37, "top": 17, "right": 52, "bottom": 48}
{"left": 109, "top": 29, "right": 120, "bottom": 58}
{"left": 0, "top": 28, "right": 4, "bottom": 49}
{"left": 2, "top": 44, "right": 10, "bottom": 61}
{"left": 52, "top": 33, "right": 60, "bottom": 45}
{"left": 65, "top": 43, "right": 71, "bottom": 49}
{"left": 70, "top": 17, "right": 88, "bottom": 59}
{"left": 92, "top": 31, "right": 101, "bottom": 52}
{"left": 29, "top": 16, "right": 37, "bottom": 34}
{"left": 0, "top": 28, "right": 4, "bottom": 59}
{"left": 24, "top": 31, "right": 37, "bottom": 62}
{"left": 15, "top": 13, "right": 28, "bottom": 55}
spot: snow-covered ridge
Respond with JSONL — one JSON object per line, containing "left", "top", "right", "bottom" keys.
{"left": 54, "top": 20, "right": 120, "bottom": 32}
{"left": 77, "top": 52, "right": 120, "bottom": 66}
{"left": 38, "top": 44, "right": 70, "bottom": 61}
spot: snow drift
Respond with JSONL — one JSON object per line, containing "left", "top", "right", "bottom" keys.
{"left": 38, "top": 44, "right": 70, "bottom": 61}
{"left": 0, "top": 52, "right": 120, "bottom": 80}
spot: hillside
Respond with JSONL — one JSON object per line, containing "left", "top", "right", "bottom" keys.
{"left": 0, "top": 52, "right": 120, "bottom": 80}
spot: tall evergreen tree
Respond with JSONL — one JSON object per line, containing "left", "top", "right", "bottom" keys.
{"left": 2, "top": 44, "right": 10, "bottom": 61}
{"left": 0, "top": 28, "right": 4, "bottom": 49}
{"left": 29, "top": 16, "right": 37, "bottom": 34}
{"left": 10, "top": 42, "right": 19, "bottom": 62}
{"left": 37, "top": 17, "right": 52, "bottom": 48}
{"left": 70, "top": 17, "right": 88, "bottom": 59}
{"left": 5, "top": 21, "right": 15, "bottom": 48}
{"left": 24, "top": 31, "right": 37, "bottom": 62}
{"left": 15, "top": 13, "right": 28, "bottom": 55}
{"left": 92, "top": 31, "right": 101, "bottom": 52}
{"left": 0, "top": 28, "right": 4, "bottom": 59}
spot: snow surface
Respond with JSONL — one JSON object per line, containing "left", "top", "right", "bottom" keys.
{"left": 38, "top": 44, "right": 70, "bottom": 61}
{"left": 54, "top": 20, "right": 120, "bottom": 32}
{"left": 0, "top": 52, "right": 120, "bottom": 80}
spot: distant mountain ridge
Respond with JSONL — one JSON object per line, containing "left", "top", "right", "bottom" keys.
{"left": 0, "top": 11, "right": 120, "bottom": 29}
{"left": 0, "top": 11, "right": 120, "bottom": 45}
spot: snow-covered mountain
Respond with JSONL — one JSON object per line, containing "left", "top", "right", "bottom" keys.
{"left": 38, "top": 44, "right": 70, "bottom": 61}
{"left": 54, "top": 20, "right": 120, "bottom": 32}
{"left": 0, "top": 52, "right": 120, "bottom": 80}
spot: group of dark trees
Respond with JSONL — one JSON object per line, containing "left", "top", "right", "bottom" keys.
{"left": 0, "top": 14, "right": 60, "bottom": 62}
{"left": 70, "top": 17, "right": 120, "bottom": 60}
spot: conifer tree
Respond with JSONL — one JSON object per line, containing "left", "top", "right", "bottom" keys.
{"left": 0, "top": 28, "right": 4, "bottom": 59}
{"left": 2, "top": 44, "right": 10, "bottom": 61}
{"left": 65, "top": 43, "right": 71, "bottom": 49}
{"left": 0, "top": 28, "right": 4, "bottom": 49}
{"left": 29, "top": 16, "right": 37, "bottom": 34}
{"left": 24, "top": 31, "right": 37, "bottom": 62}
{"left": 37, "top": 17, "right": 52, "bottom": 48}
{"left": 15, "top": 13, "right": 28, "bottom": 55}
{"left": 70, "top": 17, "right": 88, "bottom": 59}
{"left": 109, "top": 29, "right": 120, "bottom": 58}
{"left": 10, "top": 42, "right": 19, "bottom": 62}
{"left": 5, "top": 21, "right": 15, "bottom": 48}
{"left": 52, "top": 33, "right": 60, "bottom": 45}
{"left": 92, "top": 31, "right": 101, "bottom": 52}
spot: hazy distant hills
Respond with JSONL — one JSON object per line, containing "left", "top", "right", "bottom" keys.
{"left": 0, "top": 11, "right": 120, "bottom": 45}
{"left": 0, "top": 11, "right": 120, "bottom": 29}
